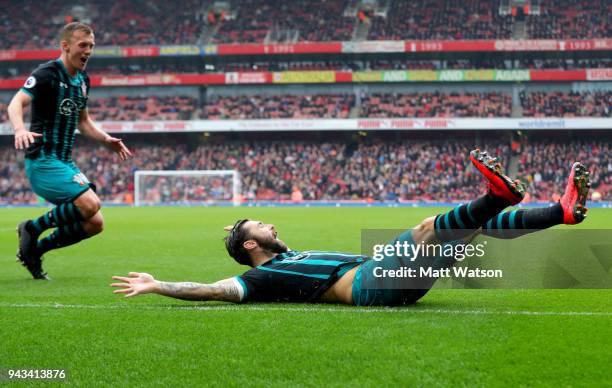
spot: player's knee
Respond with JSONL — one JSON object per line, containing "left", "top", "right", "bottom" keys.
{"left": 76, "top": 197, "right": 101, "bottom": 219}
{"left": 412, "top": 216, "right": 437, "bottom": 243}
{"left": 92, "top": 215, "right": 104, "bottom": 233}
{"left": 85, "top": 213, "right": 104, "bottom": 236}
{"left": 416, "top": 216, "right": 436, "bottom": 232}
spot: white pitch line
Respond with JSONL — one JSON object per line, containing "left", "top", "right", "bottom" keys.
{"left": 0, "top": 302, "right": 610, "bottom": 316}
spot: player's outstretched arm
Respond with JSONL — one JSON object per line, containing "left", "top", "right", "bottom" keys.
{"left": 78, "top": 108, "right": 132, "bottom": 160}
{"left": 111, "top": 272, "right": 242, "bottom": 303}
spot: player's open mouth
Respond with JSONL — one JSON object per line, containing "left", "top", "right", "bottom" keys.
{"left": 80, "top": 57, "right": 88, "bottom": 65}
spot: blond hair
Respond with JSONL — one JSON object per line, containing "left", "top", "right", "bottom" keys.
{"left": 60, "top": 22, "right": 93, "bottom": 43}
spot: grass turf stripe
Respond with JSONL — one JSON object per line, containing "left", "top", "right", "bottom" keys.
{"left": 0, "top": 303, "right": 610, "bottom": 316}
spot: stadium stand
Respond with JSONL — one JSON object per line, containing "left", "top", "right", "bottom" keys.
{"left": 520, "top": 91, "right": 612, "bottom": 117}
{"left": 93, "top": 0, "right": 206, "bottom": 45}
{"left": 1, "top": 0, "right": 611, "bottom": 48}
{"left": 1, "top": 136, "right": 609, "bottom": 204}
{"left": 525, "top": 0, "right": 611, "bottom": 39}
{"left": 0, "top": 1, "right": 610, "bottom": 207}
{"left": 0, "top": 152, "right": 33, "bottom": 204}
{"left": 517, "top": 141, "right": 611, "bottom": 201}
{"left": 360, "top": 92, "right": 512, "bottom": 118}
{"left": 88, "top": 96, "right": 198, "bottom": 121}
{"left": 0, "top": 0, "right": 66, "bottom": 49}
{"left": 47, "top": 91, "right": 611, "bottom": 121}
{"left": 0, "top": 0, "right": 207, "bottom": 48}
{"left": 367, "top": 0, "right": 513, "bottom": 40}
{"left": 201, "top": 94, "right": 355, "bottom": 119}
{"left": 212, "top": 0, "right": 354, "bottom": 43}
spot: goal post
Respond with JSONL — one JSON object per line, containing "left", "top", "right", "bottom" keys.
{"left": 134, "top": 170, "right": 242, "bottom": 206}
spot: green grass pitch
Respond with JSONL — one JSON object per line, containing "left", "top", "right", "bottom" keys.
{"left": 1, "top": 206, "right": 610, "bottom": 386}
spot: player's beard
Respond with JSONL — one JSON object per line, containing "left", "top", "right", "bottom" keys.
{"left": 255, "top": 236, "right": 288, "bottom": 255}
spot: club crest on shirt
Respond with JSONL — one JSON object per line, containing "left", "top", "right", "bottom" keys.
{"left": 59, "top": 98, "right": 78, "bottom": 115}
{"left": 24, "top": 76, "right": 36, "bottom": 88}
{"left": 72, "top": 172, "right": 90, "bottom": 186}
{"left": 81, "top": 82, "right": 87, "bottom": 97}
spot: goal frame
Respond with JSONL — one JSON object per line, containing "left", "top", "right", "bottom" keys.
{"left": 134, "top": 170, "right": 241, "bottom": 206}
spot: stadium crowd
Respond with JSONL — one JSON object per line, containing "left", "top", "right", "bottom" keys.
{"left": 79, "top": 91, "right": 612, "bottom": 120}
{"left": 526, "top": 0, "right": 611, "bottom": 39}
{"left": 0, "top": 0, "right": 207, "bottom": 48}
{"left": 360, "top": 92, "right": 512, "bottom": 118}
{"left": 201, "top": 94, "right": 355, "bottom": 119}
{"left": 521, "top": 91, "right": 611, "bottom": 117}
{"left": 0, "top": 151, "right": 33, "bottom": 204}
{"left": 86, "top": 93, "right": 510, "bottom": 120}
{"left": 4, "top": 91, "right": 610, "bottom": 123}
{"left": 1, "top": 0, "right": 611, "bottom": 49}
{"left": 88, "top": 96, "right": 198, "bottom": 121}
{"left": 212, "top": 0, "right": 354, "bottom": 43}
{"left": 93, "top": 0, "right": 206, "bottom": 45}
{"left": 367, "top": 0, "right": 513, "bottom": 40}
{"left": 517, "top": 141, "right": 611, "bottom": 202}
{"left": 1, "top": 137, "right": 609, "bottom": 205}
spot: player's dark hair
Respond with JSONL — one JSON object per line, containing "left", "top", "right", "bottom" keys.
{"left": 224, "top": 219, "right": 253, "bottom": 266}
{"left": 60, "top": 22, "right": 94, "bottom": 43}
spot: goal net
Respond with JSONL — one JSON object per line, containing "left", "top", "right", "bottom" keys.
{"left": 134, "top": 170, "right": 242, "bottom": 206}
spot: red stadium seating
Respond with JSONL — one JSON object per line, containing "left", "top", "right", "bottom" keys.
{"left": 0, "top": 0, "right": 610, "bottom": 48}
{"left": 521, "top": 91, "right": 611, "bottom": 117}
{"left": 526, "top": 0, "right": 611, "bottom": 39}
{"left": 368, "top": 0, "right": 512, "bottom": 40}
{"left": 361, "top": 92, "right": 512, "bottom": 118}
{"left": 201, "top": 95, "right": 355, "bottom": 120}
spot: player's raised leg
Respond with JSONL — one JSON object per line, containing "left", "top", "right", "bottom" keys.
{"left": 481, "top": 162, "right": 590, "bottom": 239}
{"left": 431, "top": 149, "right": 525, "bottom": 242}
{"left": 355, "top": 149, "right": 523, "bottom": 306}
